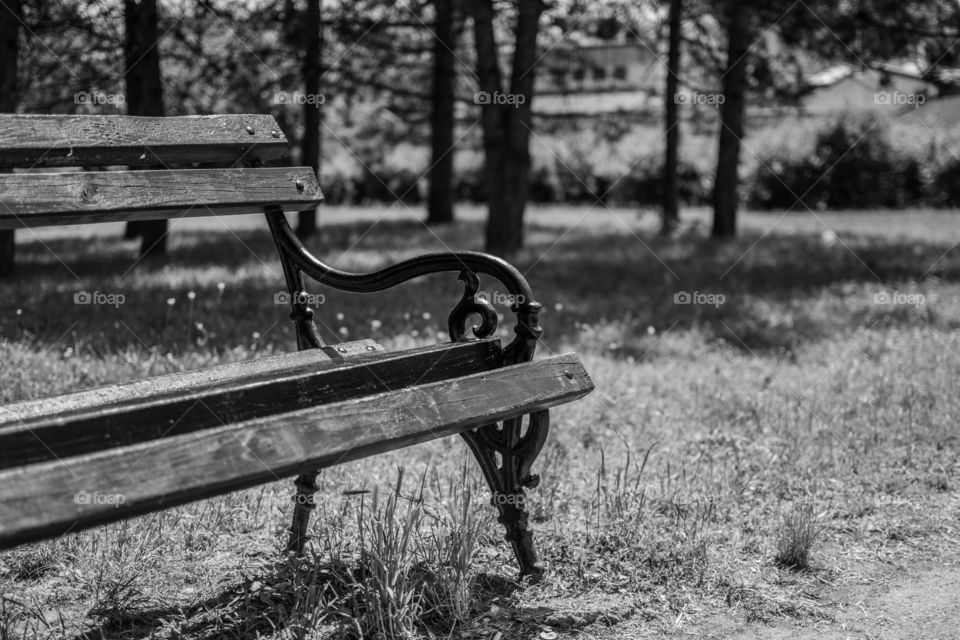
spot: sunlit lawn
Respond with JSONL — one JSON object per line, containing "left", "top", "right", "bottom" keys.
{"left": 1, "top": 205, "right": 959, "bottom": 639}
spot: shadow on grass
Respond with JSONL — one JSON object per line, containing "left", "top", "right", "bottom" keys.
{"left": 67, "top": 561, "right": 529, "bottom": 640}
{"left": 3, "top": 217, "right": 958, "bottom": 363}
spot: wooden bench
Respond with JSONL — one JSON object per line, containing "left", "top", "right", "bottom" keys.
{"left": 0, "top": 114, "right": 593, "bottom": 579}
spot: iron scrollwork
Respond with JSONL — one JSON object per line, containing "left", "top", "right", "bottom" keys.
{"left": 265, "top": 207, "right": 550, "bottom": 578}
{"left": 447, "top": 271, "right": 497, "bottom": 341}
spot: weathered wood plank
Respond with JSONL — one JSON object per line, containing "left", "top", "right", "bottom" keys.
{"left": 0, "top": 341, "right": 376, "bottom": 425}
{"left": 0, "top": 167, "right": 324, "bottom": 229}
{"left": 0, "top": 114, "right": 288, "bottom": 168}
{"left": 0, "top": 354, "right": 593, "bottom": 549}
{"left": 0, "top": 340, "right": 501, "bottom": 468}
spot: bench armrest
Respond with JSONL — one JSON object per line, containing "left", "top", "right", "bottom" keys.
{"left": 264, "top": 208, "right": 543, "bottom": 366}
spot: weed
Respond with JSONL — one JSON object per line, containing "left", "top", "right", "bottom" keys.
{"left": 774, "top": 503, "right": 823, "bottom": 571}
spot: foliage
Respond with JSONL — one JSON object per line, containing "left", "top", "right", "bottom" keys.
{"left": 748, "top": 112, "right": 930, "bottom": 210}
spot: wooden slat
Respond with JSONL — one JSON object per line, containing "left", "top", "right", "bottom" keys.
{"left": 0, "top": 167, "right": 324, "bottom": 229}
{"left": 0, "top": 114, "right": 289, "bottom": 169}
{"left": 0, "top": 340, "right": 501, "bottom": 469}
{"left": 0, "top": 354, "right": 593, "bottom": 549}
{"left": 0, "top": 340, "right": 381, "bottom": 425}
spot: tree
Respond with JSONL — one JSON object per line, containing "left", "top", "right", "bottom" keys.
{"left": 427, "top": 0, "right": 458, "bottom": 225}
{"left": 711, "top": 0, "right": 748, "bottom": 238}
{"left": 471, "top": 0, "right": 544, "bottom": 256}
{"left": 704, "top": 0, "right": 960, "bottom": 238}
{"left": 124, "top": 0, "right": 168, "bottom": 257}
{"left": 662, "top": 0, "right": 682, "bottom": 235}
{"left": 297, "top": 0, "right": 323, "bottom": 239}
{"left": 0, "top": 0, "right": 21, "bottom": 277}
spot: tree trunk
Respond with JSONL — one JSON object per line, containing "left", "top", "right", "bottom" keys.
{"left": 661, "top": 0, "right": 681, "bottom": 235}
{"left": 427, "top": 0, "right": 457, "bottom": 225}
{"left": 297, "top": 0, "right": 322, "bottom": 239}
{"left": 0, "top": 0, "right": 21, "bottom": 277}
{"left": 472, "top": 0, "right": 543, "bottom": 257}
{"left": 711, "top": 0, "right": 749, "bottom": 238}
{"left": 124, "top": 0, "right": 168, "bottom": 257}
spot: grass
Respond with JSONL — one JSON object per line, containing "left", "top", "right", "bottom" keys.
{"left": 774, "top": 504, "right": 823, "bottom": 571}
{"left": 1, "top": 205, "right": 959, "bottom": 638}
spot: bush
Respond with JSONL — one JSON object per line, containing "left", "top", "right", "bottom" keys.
{"left": 749, "top": 112, "right": 928, "bottom": 210}
{"left": 610, "top": 158, "right": 711, "bottom": 206}
{"left": 526, "top": 123, "right": 713, "bottom": 206}
{"left": 931, "top": 158, "right": 960, "bottom": 206}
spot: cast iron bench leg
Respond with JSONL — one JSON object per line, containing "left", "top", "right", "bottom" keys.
{"left": 462, "top": 409, "right": 550, "bottom": 581}
{"left": 287, "top": 469, "right": 320, "bottom": 554}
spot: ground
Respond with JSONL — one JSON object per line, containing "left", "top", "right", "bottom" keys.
{"left": 1, "top": 205, "right": 958, "bottom": 639}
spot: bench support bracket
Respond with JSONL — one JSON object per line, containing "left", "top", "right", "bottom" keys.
{"left": 461, "top": 410, "right": 549, "bottom": 580}
{"left": 266, "top": 208, "right": 550, "bottom": 575}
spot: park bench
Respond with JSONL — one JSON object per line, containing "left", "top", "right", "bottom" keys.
{"left": 0, "top": 113, "right": 593, "bottom": 579}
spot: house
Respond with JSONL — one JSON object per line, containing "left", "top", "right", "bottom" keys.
{"left": 533, "top": 43, "right": 663, "bottom": 116}
{"left": 800, "top": 63, "right": 937, "bottom": 115}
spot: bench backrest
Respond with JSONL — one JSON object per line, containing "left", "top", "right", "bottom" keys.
{"left": 0, "top": 114, "right": 324, "bottom": 229}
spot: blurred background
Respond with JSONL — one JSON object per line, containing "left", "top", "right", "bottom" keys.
{"left": 5, "top": 0, "right": 960, "bottom": 266}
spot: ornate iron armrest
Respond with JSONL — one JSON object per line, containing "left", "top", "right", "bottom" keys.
{"left": 265, "top": 208, "right": 542, "bottom": 366}
{"left": 266, "top": 208, "right": 550, "bottom": 579}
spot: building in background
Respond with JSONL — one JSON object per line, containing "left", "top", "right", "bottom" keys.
{"left": 800, "top": 62, "right": 938, "bottom": 115}
{"left": 534, "top": 44, "right": 664, "bottom": 116}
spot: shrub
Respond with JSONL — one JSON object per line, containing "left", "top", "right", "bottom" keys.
{"left": 749, "top": 112, "right": 928, "bottom": 210}
{"left": 932, "top": 158, "right": 960, "bottom": 206}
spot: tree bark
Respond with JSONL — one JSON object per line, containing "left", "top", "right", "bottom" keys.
{"left": 472, "top": 0, "right": 543, "bottom": 257}
{"left": 0, "top": 0, "right": 21, "bottom": 277}
{"left": 297, "top": 0, "right": 322, "bottom": 239}
{"left": 661, "top": 0, "right": 682, "bottom": 235}
{"left": 124, "top": 0, "right": 168, "bottom": 257}
{"left": 711, "top": 0, "right": 749, "bottom": 238}
{"left": 427, "top": 0, "right": 457, "bottom": 225}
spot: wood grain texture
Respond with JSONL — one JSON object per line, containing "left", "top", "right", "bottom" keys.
{"left": 0, "top": 114, "right": 288, "bottom": 168}
{"left": 0, "top": 340, "right": 501, "bottom": 468}
{"left": 0, "top": 353, "right": 593, "bottom": 549}
{"left": 0, "top": 167, "right": 324, "bottom": 229}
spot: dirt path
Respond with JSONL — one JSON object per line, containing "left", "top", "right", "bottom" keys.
{"left": 663, "top": 562, "right": 960, "bottom": 640}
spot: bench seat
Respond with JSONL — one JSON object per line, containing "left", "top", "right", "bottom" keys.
{"left": 0, "top": 339, "right": 592, "bottom": 549}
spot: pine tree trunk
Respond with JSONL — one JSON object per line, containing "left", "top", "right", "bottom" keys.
{"left": 124, "top": 0, "right": 168, "bottom": 257}
{"left": 472, "top": 0, "right": 543, "bottom": 257}
{"left": 297, "top": 0, "right": 321, "bottom": 239}
{"left": 661, "top": 0, "right": 682, "bottom": 235}
{"left": 0, "top": 0, "right": 21, "bottom": 277}
{"left": 712, "top": 0, "right": 749, "bottom": 238}
{"left": 427, "top": 0, "right": 457, "bottom": 225}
